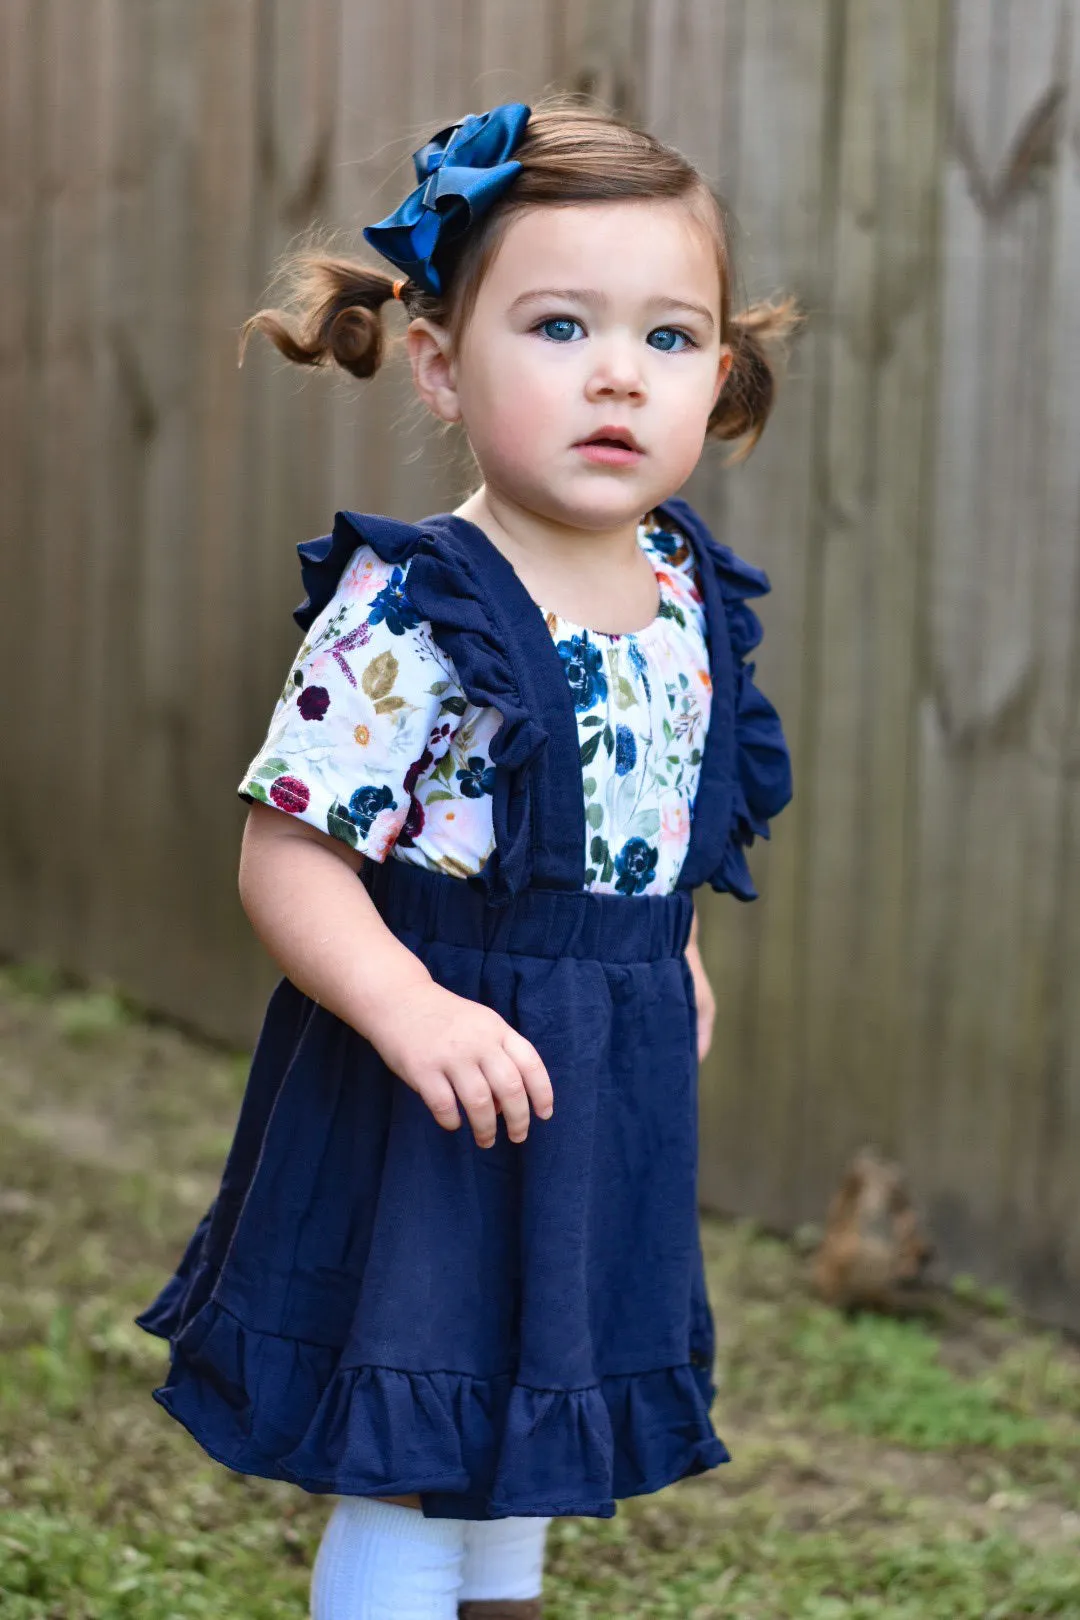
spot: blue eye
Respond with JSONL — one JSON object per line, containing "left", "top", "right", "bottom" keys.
{"left": 648, "top": 327, "right": 695, "bottom": 352}
{"left": 538, "top": 317, "right": 583, "bottom": 343}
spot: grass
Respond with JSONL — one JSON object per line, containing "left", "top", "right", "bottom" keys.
{"left": 1, "top": 965, "right": 1080, "bottom": 1617}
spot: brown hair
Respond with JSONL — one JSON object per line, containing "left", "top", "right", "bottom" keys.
{"left": 240, "top": 95, "right": 802, "bottom": 462}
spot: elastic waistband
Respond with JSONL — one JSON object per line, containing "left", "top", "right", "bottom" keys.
{"left": 364, "top": 857, "right": 693, "bottom": 963}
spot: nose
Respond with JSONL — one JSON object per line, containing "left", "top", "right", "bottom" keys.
{"left": 585, "top": 334, "right": 646, "bottom": 402}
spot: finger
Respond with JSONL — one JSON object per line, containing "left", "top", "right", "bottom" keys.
{"left": 447, "top": 1063, "right": 499, "bottom": 1148}
{"left": 419, "top": 1074, "right": 462, "bottom": 1132}
{"left": 500, "top": 1029, "right": 554, "bottom": 1119}
{"left": 480, "top": 1048, "right": 532, "bottom": 1143}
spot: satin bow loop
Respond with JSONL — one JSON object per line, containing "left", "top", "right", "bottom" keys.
{"left": 363, "top": 103, "right": 531, "bottom": 296}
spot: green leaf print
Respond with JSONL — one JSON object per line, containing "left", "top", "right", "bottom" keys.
{"left": 580, "top": 732, "right": 602, "bottom": 767}
{"left": 659, "top": 598, "right": 686, "bottom": 628}
{"left": 603, "top": 724, "right": 614, "bottom": 755}
{"left": 255, "top": 757, "right": 291, "bottom": 781}
{"left": 374, "top": 696, "right": 406, "bottom": 714}
{"left": 424, "top": 788, "right": 455, "bottom": 802}
{"left": 581, "top": 715, "right": 603, "bottom": 728}
{"left": 613, "top": 771, "right": 639, "bottom": 825}
{"left": 244, "top": 780, "right": 269, "bottom": 804}
{"left": 362, "top": 650, "right": 398, "bottom": 701}
{"left": 429, "top": 680, "right": 450, "bottom": 696}
{"left": 590, "top": 834, "right": 608, "bottom": 866}
{"left": 601, "top": 849, "right": 615, "bottom": 884}
{"left": 632, "top": 810, "right": 660, "bottom": 839}
{"left": 439, "top": 695, "right": 468, "bottom": 717}
{"left": 327, "top": 802, "right": 359, "bottom": 846}
{"left": 585, "top": 867, "right": 598, "bottom": 885}
{"left": 616, "top": 676, "right": 636, "bottom": 710}
{"left": 586, "top": 803, "right": 603, "bottom": 830}
{"left": 582, "top": 777, "right": 597, "bottom": 796}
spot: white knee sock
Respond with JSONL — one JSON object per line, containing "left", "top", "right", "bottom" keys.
{"left": 459, "top": 1515, "right": 552, "bottom": 1602}
{"left": 310, "top": 1497, "right": 466, "bottom": 1620}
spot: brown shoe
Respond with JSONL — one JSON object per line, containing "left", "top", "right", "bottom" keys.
{"left": 458, "top": 1603, "right": 543, "bottom": 1620}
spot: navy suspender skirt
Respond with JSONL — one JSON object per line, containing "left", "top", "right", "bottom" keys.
{"left": 135, "top": 496, "right": 791, "bottom": 1519}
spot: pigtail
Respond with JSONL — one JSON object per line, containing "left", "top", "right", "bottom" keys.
{"left": 238, "top": 253, "right": 409, "bottom": 380}
{"left": 709, "top": 294, "right": 804, "bottom": 463}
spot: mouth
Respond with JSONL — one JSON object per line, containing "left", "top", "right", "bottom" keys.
{"left": 573, "top": 426, "right": 644, "bottom": 466}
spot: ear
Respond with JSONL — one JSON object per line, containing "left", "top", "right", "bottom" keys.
{"left": 405, "top": 318, "right": 461, "bottom": 424}
{"left": 712, "top": 344, "right": 734, "bottom": 410}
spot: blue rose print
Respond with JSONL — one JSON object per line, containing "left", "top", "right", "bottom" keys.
{"left": 347, "top": 783, "right": 397, "bottom": 835}
{"left": 615, "top": 724, "right": 637, "bottom": 776}
{"left": 557, "top": 632, "right": 608, "bottom": 712}
{"left": 456, "top": 756, "right": 496, "bottom": 798}
{"left": 627, "top": 636, "right": 651, "bottom": 702}
{"left": 368, "top": 567, "right": 421, "bottom": 635}
{"left": 648, "top": 526, "right": 690, "bottom": 566}
{"left": 613, "top": 836, "right": 658, "bottom": 896}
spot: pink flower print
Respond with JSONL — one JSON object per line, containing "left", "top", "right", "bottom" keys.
{"left": 661, "top": 799, "right": 690, "bottom": 846}
{"left": 330, "top": 622, "right": 372, "bottom": 687}
{"left": 369, "top": 814, "right": 400, "bottom": 863}
{"left": 270, "top": 775, "right": 311, "bottom": 814}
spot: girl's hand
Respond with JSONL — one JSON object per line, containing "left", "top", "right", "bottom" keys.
{"left": 369, "top": 980, "right": 554, "bottom": 1149}
{"left": 686, "top": 939, "right": 716, "bottom": 1062}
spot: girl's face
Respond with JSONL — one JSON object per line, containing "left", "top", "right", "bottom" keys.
{"left": 409, "top": 199, "right": 732, "bottom": 532}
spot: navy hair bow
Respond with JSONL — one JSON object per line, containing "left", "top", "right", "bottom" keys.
{"left": 362, "top": 102, "right": 531, "bottom": 297}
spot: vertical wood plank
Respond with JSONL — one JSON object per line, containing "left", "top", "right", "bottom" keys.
{"left": 124, "top": 0, "right": 201, "bottom": 1011}
{"left": 32, "top": 0, "right": 103, "bottom": 965}
{"left": 86, "top": 0, "right": 155, "bottom": 996}
{"left": 797, "top": 0, "right": 948, "bottom": 1218}
{"left": 962, "top": 0, "right": 1079, "bottom": 1315}
{"left": 909, "top": 0, "right": 1066, "bottom": 1283}
{"left": 1033, "top": 0, "right": 1080, "bottom": 1324}
{"left": 0, "top": 0, "right": 41, "bottom": 956}
{"left": 185, "top": 0, "right": 261, "bottom": 1033}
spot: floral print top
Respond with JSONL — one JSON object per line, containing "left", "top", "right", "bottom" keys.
{"left": 239, "top": 512, "right": 712, "bottom": 897}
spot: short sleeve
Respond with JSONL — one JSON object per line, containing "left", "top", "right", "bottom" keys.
{"left": 239, "top": 545, "right": 468, "bottom": 861}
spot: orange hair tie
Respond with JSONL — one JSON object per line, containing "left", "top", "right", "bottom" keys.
{"left": 392, "top": 278, "right": 407, "bottom": 300}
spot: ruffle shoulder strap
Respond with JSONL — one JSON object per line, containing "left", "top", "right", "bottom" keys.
{"left": 293, "top": 510, "right": 551, "bottom": 903}
{"left": 658, "top": 497, "right": 793, "bottom": 901}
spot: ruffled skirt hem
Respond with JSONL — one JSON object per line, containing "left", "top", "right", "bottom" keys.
{"left": 136, "top": 1290, "right": 729, "bottom": 1520}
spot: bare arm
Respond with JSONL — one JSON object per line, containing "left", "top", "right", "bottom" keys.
{"left": 238, "top": 802, "right": 553, "bottom": 1144}
{"left": 238, "top": 800, "right": 429, "bottom": 1029}
{"left": 685, "top": 902, "right": 716, "bottom": 1061}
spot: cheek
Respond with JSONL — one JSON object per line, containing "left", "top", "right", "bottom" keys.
{"left": 657, "top": 364, "right": 720, "bottom": 453}
{"left": 469, "top": 350, "right": 568, "bottom": 462}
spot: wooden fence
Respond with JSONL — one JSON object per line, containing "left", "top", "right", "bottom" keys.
{"left": 3, "top": 0, "right": 1080, "bottom": 1328}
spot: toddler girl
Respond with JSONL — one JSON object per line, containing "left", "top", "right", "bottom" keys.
{"left": 136, "top": 95, "right": 796, "bottom": 1619}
